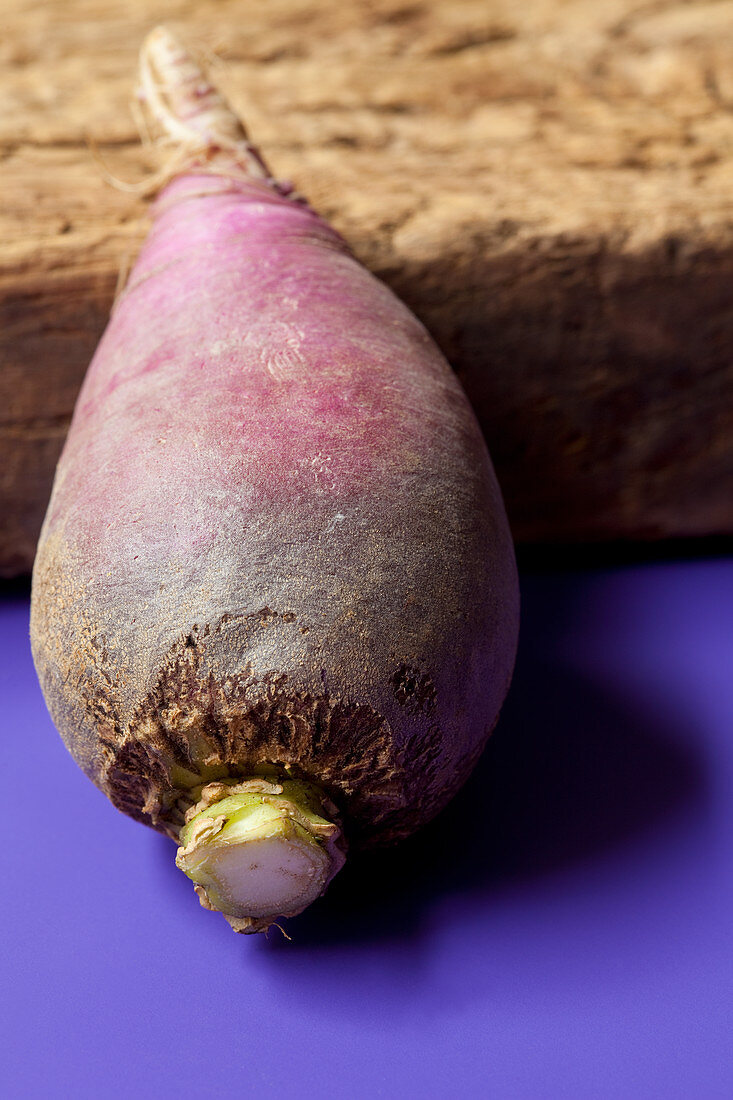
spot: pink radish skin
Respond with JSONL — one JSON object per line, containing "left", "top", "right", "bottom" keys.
{"left": 31, "top": 31, "right": 519, "bottom": 929}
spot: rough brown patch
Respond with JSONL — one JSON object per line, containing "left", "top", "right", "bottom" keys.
{"left": 101, "top": 619, "right": 420, "bottom": 846}
{"left": 391, "top": 663, "right": 436, "bottom": 714}
{"left": 106, "top": 738, "right": 169, "bottom": 823}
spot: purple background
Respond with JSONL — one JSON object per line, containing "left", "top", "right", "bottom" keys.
{"left": 2, "top": 557, "right": 732, "bottom": 1098}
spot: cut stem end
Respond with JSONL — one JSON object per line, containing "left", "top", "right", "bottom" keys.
{"left": 175, "top": 777, "right": 346, "bottom": 934}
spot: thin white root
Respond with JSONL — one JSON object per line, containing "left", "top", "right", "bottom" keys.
{"left": 129, "top": 93, "right": 154, "bottom": 150}
{"left": 111, "top": 248, "right": 133, "bottom": 312}
{"left": 87, "top": 133, "right": 195, "bottom": 196}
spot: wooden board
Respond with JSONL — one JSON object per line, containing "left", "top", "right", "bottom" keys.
{"left": 3, "top": 0, "right": 733, "bottom": 574}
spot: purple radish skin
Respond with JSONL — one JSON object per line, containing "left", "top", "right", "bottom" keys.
{"left": 30, "top": 27, "right": 519, "bottom": 933}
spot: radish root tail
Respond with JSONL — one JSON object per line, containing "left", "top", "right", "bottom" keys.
{"left": 136, "top": 26, "right": 272, "bottom": 186}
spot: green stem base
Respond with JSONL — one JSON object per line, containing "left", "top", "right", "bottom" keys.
{"left": 175, "top": 776, "right": 346, "bottom": 934}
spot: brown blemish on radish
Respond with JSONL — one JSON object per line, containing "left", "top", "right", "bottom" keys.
{"left": 392, "top": 664, "right": 437, "bottom": 714}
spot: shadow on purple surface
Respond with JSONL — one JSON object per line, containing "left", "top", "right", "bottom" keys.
{"left": 269, "top": 572, "right": 707, "bottom": 948}
{"left": 152, "top": 571, "right": 708, "bottom": 948}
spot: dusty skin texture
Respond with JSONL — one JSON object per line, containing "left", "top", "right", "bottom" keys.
{"left": 4, "top": 0, "right": 733, "bottom": 576}
{"left": 30, "top": 150, "right": 519, "bottom": 848}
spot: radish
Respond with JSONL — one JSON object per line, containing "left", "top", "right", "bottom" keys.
{"left": 30, "top": 27, "right": 519, "bottom": 933}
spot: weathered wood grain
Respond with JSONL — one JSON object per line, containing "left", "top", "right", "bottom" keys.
{"left": 3, "top": 0, "right": 733, "bottom": 574}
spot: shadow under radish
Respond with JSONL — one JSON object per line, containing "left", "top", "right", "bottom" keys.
{"left": 152, "top": 568, "right": 709, "bottom": 951}
{"left": 259, "top": 569, "right": 709, "bottom": 949}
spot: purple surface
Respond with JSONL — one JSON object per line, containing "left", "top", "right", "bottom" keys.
{"left": 2, "top": 558, "right": 732, "bottom": 1098}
